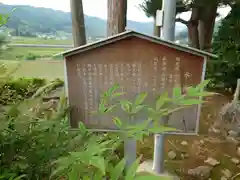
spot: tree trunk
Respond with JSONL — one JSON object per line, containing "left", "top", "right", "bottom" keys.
{"left": 70, "top": 0, "right": 86, "bottom": 47}
{"left": 107, "top": 0, "right": 127, "bottom": 37}
{"left": 153, "top": 17, "right": 161, "bottom": 37}
{"left": 198, "top": 3, "right": 218, "bottom": 51}
{"left": 187, "top": 7, "right": 200, "bottom": 49}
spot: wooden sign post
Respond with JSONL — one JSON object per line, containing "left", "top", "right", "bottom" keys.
{"left": 62, "top": 30, "right": 214, "bottom": 173}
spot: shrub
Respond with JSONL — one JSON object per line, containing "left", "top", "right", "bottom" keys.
{"left": 0, "top": 96, "right": 91, "bottom": 180}
{"left": 209, "top": 3, "right": 240, "bottom": 91}
{"left": 25, "top": 53, "right": 41, "bottom": 61}
{"left": 0, "top": 78, "right": 46, "bottom": 105}
{"left": 53, "top": 82, "right": 213, "bottom": 179}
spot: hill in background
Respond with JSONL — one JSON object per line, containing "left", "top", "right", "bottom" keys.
{"left": 0, "top": 3, "right": 187, "bottom": 41}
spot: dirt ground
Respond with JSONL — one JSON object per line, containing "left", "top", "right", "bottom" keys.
{"left": 137, "top": 93, "right": 240, "bottom": 180}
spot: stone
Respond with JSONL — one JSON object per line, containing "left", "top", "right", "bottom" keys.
{"left": 220, "top": 176, "right": 227, "bottom": 180}
{"left": 168, "top": 150, "right": 177, "bottom": 160}
{"left": 180, "top": 141, "right": 188, "bottom": 146}
{"left": 226, "top": 136, "right": 239, "bottom": 145}
{"left": 137, "top": 160, "right": 179, "bottom": 180}
{"left": 187, "top": 166, "right": 212, "bottom": 179}
{"left": 221, "top": 168, "right": 232, "bottom": 178}
{"left": 231, "top": 158, "right": 240, "bottom": 165}
{"left": 228, "top": 130, "right": 240, "bottom": 137}
{"left": 200, "top": 140, "right": 205, "bottom": 144}
{"left": 204, "top": 157, "right": 220, "bottom": 166}
{"left": 237, "top": 147, "right": 240, "bottom": 157}
{"left": 211, "top": 127, "right": 221, "bottom": 133}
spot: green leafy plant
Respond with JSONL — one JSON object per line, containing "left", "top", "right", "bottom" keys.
{"left": 53, "top": 80, "right": 213, "bottom": 179}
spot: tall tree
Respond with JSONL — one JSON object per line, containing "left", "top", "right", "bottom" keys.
{"left": 208, "top": 3, "right": 240, "bottom": 90}
{"left": 140, "top": 0, "right": 234, "bottom": 51}
{"left": 139, "top": 0, "right": 188, "bottom": 37}
{"left": 70, "top": 0, "right": 86, "bottom": 47}
{"left": 107, "top": 0, "right": 127, "bottom": 37}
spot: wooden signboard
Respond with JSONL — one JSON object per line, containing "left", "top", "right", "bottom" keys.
{"left": 64, "top": 31, "right": 209, "bottom": 134}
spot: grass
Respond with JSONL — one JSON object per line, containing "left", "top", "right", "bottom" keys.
{"left": 1, "top": 60, "right": 64, "bottom": 80}
{"left": 0, "top": 47, "right": 66, "bottom": 60}
{"left": 11, "top": 36, "right": 73, "bottom": 45}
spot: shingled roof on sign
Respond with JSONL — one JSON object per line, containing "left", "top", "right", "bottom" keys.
{"left": 61, "top": 29, "right": 217, "bottom": 59}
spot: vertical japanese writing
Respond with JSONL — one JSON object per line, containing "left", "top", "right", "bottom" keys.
{"left": 160, "top": 56, "right": 167, "bottom": 91}
{"left": 131, "top": 64, "right": 137, "bottom": 91}
{"left": 87, "top": 64, "right": 93, "bottom": 111}
{"left": 152, "top": 57, "right": 158, "bottom": 93}
{"left": 77, "top": 63, "right": 81, "bottom": 78}
{"left": 174, "top": 57, "right": 181, "bottom": 87}
{"left": 104, "top": 64, "right": 108, "bottom": 85}
{"left": 82, "top": 64, "right": 88, "bottom": 121}
{"left": 137, "top": 63, "right": 142, "bottom": 93}
{"left": 109, "top": 64, "right": 114, "bottom": 85}
{"left": 120, "top": 64, "right": 124, "bottom": 81}
{"left": 92, "top": 64, "right": 97, "bottom": 110}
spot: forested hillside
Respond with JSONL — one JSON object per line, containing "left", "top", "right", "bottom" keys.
{"left": 0, "top": 3, "right": 189, "bottom": 40}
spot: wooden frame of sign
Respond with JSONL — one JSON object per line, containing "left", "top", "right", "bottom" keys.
{"left": 62, "top": 30, "right": 216, "bottom": 135}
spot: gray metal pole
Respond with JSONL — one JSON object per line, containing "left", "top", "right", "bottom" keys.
{"left": 161, "top": 0, "right": 177, "bottom": 41}
{"left": 153, "top": 0, "right": 177, "bottom": 174}
{"left": 124, "top": 138, "right": 137, "bottom": 169}
{"left": 152, "top": 133, "right": 165, "bottom": 173}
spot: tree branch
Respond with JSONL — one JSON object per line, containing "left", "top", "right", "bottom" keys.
{"left": 175, "top": 18, "right": 188, "bottom": 25}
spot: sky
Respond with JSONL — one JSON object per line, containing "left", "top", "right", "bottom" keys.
{"left": 0, "top": 0, "right": 231, "bottom": 22}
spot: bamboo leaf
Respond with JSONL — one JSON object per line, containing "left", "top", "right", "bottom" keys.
{"left": 110, "top": 158, "right": 126, "bottom": 180}
{"left": 125, "top": 156, "right": 142, "bottom": 180}
{"left": 156, "top": 92, "right": 169, "bottom": 110}
{"left": 172, "top": 87, "right": 182, "bottom": 98}
{"left": 135, "top": 92, "right": 147, "bottom": 105}
{"left": 113, "top": 117, "right": 122, "bottom": 128}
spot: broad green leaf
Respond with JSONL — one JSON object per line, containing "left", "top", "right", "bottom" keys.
{"left": 112, "top": 92, "right": 126, "bottom": 98}
{"left": 132, "top": 105, "right": 147, "bottom": 114}
{"left": 82, "top": 175, "right": 90, "bottom": 180}
{"left": 89, "top": 156, "right": 106, "bottom": 175}
{"left": 156, "top": 92, "right": 169, "bottom": 110}
{"left": 163, "top": 106, "right": 185, "bottom": 115}
{"left": 196, "top": 79, "right": 210, "bottom": 90}
{"left": 186, "top": 87, "right": 199, "bottom": 96}
{"left": 197, "top": 91, "right": 216, "bottom": 97}
{"left": 172, "top": 87, "right": 182, "bottom": 98}
{"left": 134, "top": 175, "right": 163, "bottom": 180}
{"left": 105, "top": 104, "right": 117, "bottom": 113}
{"left": 135, "top": 92, "right": 147, "bottom": 105}
{"left": 113, "top": 117, "right": 122, "bottom": 128}
{"left": 125, "top": 156, "right": 142, "bottom": 180}
{"left": 108, "top": 84, "right": 120, "bottom": 96}
{"left": 93, "top": 170, "right": 104, "bottom": 180}
{"left": 50, "top": 166, "right": 68, "bottom": 179}
{"left": 12, "top": 175, "right": 26, "bottom": 180}
{"left": 179, "top": 99, "right": 204, "bottom": 106}
{"left": 78, "top": 122, "right": 87, "bottom": 133}
{"left": 68, "top": 166, "right": 80, "bottom": 180}
{"left": 110, "top": 158, "right": 126, "bottom": 180}
{"left": 120, "top": 100, "right": 132, "bottom": 113}
{"left": 98, "top": 100, "right": 107, "bottom": 113}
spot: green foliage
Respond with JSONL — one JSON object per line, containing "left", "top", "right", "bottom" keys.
{"left": 139, "top": 0, "right": 189, "bottom": 18}
{"left": 0, "top": 100, "right": 86, "bottom": 179}
{"left": 0, "top": 77, "right": 46, "bottom": 105}
{"left": 53, "top": 80, "right": 212, "bottom": 179}
{"left": 24, "top": 53, "right": 41, "bottom": 60}
{"left": 208, "top": 3, "right": 240, "bottom": 90}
